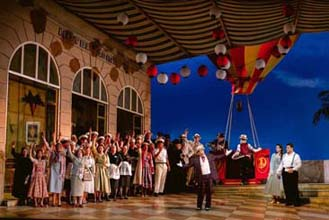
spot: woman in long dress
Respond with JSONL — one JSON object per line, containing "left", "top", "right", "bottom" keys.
{"left": 264, "top": 144, "right": 284, "bottom": 204}
{"left": 91, "top": 138, "right": 110, "bottom": 202}
{"left": 141, "top": 142, "right": 154, "bottom": 197}
{"left": 119, "top": 145, "right": 132, "bottom": 199}
{"left": 28, "top": 145, "right": 49, "bottom": 207}
{"left": 11, "top": 141, "right": 33, "bottom": 205}
{"left": 83, "top": 146, "right": 95, "bottom": 203}
{"left": 47, "top": 139, "right": 66, "bottom": 207}
{"left": 67, "top": 142, "right": 87, "bottom": 207}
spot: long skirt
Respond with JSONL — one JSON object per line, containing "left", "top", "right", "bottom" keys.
{"left": 264, "top": 174, "right": 284, "bottom": 197}
{"left": 71, "top": 175, "right": 84, "bottom": 197}
{"left": 142, "top": 166, "right": 152, "bottom": 189}
{"left": 94, "top": 165, "right": 110, "bottom": 193}
{"left": 28, "top": 174, "right": 48, "bottom": 199}
{"left": 84, "top": 177, "right": 95, "bottom": 194}
{"left": 49, "top": 163, "right": 64, "bottom": 193}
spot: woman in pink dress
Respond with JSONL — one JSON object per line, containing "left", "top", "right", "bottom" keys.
{"left": 28, "top": 144, "right": 49, "bottom": 207}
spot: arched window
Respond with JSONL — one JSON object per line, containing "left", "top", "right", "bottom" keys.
{"left": 9, "top": 42, "right": 59, "bottom": 88}
{"left": 117, "top": 86, "right": 144, "bottom": 135}
{"left": 72, "top": 68, "right": 108, "bottom": 104}
{"left": 117, "top": 86, "right": 143, "bottom": 116}
{"left": 72, "top": 68, "right": 108, "bottom": 135}
{"left": 7, "top": 42, "right": 60, "bottom": 153}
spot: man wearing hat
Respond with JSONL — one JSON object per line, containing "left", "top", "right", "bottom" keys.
{"left": 208, "top": 133, "right": 232, "bottom": 184}
{"left": 232, "top": 134, "right": 261, "bottom": 185}
{"left": 183, "top": 144, "right": 213, "bottom": 211}
{"left": 154, "top": 137, "right": 170, "bottom": 196}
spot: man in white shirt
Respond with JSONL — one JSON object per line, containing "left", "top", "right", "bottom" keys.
{"left": 277, "top": 143, "right": 302, "bottom": 206}
{"left": 154, "top": 137, "right": 170, "bottom": 196}
{"left": 184, "top": 145, "right": 213, "bottom": 211}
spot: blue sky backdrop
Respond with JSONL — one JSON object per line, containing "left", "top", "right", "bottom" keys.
{"left": 151, "top": 32, "right": 329, "bottom": 160}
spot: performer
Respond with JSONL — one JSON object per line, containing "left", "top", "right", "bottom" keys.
{"left": 154, "top": 137, "right": 170, "bottom": 196}
{"left": 264, "top": 144, "right": 284, "bottom": 204}
{"left": 182, "top": 145, "right": 213, "bottom": 211}
{"left": 232, "top": 134, "right": 261, "bottom": 185}
{"left": 185, "top": 133, "right": 204, "bottom": 186}
{"left": 11, "top": 141, "right": 33, "bottom": 206}
{"left": 276, "top": 143, "right": 302, "bottom": 206}
{"left": 207, "top": 133, "right": 232, "bottom": 184}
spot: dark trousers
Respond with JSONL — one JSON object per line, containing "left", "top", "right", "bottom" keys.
{"left": 110, "top": 179, "right": 119, "bottom": 199}
{"left": 239, "top": 157, "right": 252, "bottom": 182}
{"left": 282, "top": 170, "right": 299, "bottom": 205}
{"left": 197, "top": 174, "right": 212, "bottom": 208}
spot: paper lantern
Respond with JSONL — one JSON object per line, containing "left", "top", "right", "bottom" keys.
{"left": 209, "top": 6, "right": 222, "bottom": 19}
{"left": 212, "top": 28, "right": 225, "bottom": 40}
{"left": 278, "top": 45, "right": 290, "bottom": 55}
{"left": 125, "top": 36, "right": 138, "bottom": 47}
{"left": 216, "top": 55, "right": 231, "bottom": 69}
{"left": 146, "top": 64, "right": 158, "bottom": 78}
{"left": 214, "top": 44, "right": 227, "bottom": 55}
{"left": 198, "top": 65, "right": 208, "bottom": 77}
{"left": 117, "top": 13, "right": 129, "bottom": 25}
{"left": 283, "top": 23, "right": 296, "bottom": 35}
{"left": 136, "top": 53, "right": 147, "bottom": 65}
{"left": 216, "top": 69, "right": 227, "bottom": 80}
{"left": 157, "top": 73, "right": 168, "bottom": 85}
{"left": 255, "top": 59, "right": 266, "bottom": 70}
{"left": 180, "top": 65, "right": 191, "bottom": 78}
{"left": 279, "top": 35, "right": 292, "bottom": 49}
{"left": 169, "top": 73, "right": 181, "bottom": 85}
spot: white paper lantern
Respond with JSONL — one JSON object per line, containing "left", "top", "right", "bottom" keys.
{"left": 135, "top": 53, "right": 147, "bottom": 65}
{"left": 216, "top": 69, "right": 227, "bottom": 80}
{"left": 214, "top": 44, "right": 227, "bottom": 55}
{"left": 278, "top": 45, "right": 290, "bottom": 55}
{"left": 157, "top": 73, "right": 168, "bottom": 85}
{"left": 209, "top": 6, "right": 222, "bottom": 19}
{"left": 255, "top": 59, "right": 266, "bottom": 70}
{"left": 283, "top": 23, "right": 296, "bottom": 35}
{"left": 180, "top": 65, "right": 191, "bottom": 78}
{"left": 117, "top": 13, "right": 129, "bottom": 25}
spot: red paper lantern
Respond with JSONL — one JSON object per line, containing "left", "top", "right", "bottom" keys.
{"left": 279, "top": 35, "right": 292, "bottom": 49}
{"left": 125, "top": 36, "right": 138, "bottom": 47}
{"left": 169, "top": 73, "right": 181, "bottom": 85}
{"left": 282, "top": 3, "right": 294, "bottom": 17}
{"left": 198, "top": 65, "right": 208, "bottom": 77}
{"left": 216, "top": 55, "right": 230, "bottom": 69}
{"left": 212, "top": 28, "right": 225, "bottom": 40}
{"left": 271, "top": 45, "right": 281, "bottom": 58}
{"left": 146, "top": 64, "right": 158, "bottom": 78}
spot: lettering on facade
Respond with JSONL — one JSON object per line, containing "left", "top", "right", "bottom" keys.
{"left": 58, "top": 27, "right": 114, "bottom": 64}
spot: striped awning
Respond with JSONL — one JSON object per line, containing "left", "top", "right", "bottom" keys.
{"left": 54, "top": 0, "right": 328, "bottom": 94}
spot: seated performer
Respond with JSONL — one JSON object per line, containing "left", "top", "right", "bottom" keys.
{"left": 180, "top": 145, "right": 213, "bottom": 211}
{"left": 208, "top": 133, "right": 232, "bottom": 184}
{"left": 232, "top": 134, "right": 261, "bottom": 185}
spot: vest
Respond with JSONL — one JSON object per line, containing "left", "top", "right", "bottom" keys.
{"left": 240, "top": 143, "right": 251, "bottom": 155}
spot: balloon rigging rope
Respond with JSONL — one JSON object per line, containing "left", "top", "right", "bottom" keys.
{"left": 247, "top": 96, "right": 260, "bottom": 147}
{"left": 225, "top": 93, "right": 234, "bottom": 148}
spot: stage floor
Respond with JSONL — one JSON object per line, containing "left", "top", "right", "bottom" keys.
{"left": 0, "top": 189, "right": 328, "bottom": 220}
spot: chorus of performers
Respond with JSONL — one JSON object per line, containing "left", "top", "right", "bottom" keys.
{"left": 10, "top": 129, "right": 302, "bottom": 209}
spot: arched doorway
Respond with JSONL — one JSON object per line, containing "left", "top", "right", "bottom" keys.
{"left": 6, "top": 42, "right": 60, "bottom": 191}
{"left": 72, "top": 67, "right": 108, "bottom": 136}
{"left": 117, "top": 86, "right": 144, "bottom": 136}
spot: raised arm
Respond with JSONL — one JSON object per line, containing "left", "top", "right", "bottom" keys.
{"left": 10, "top": 141, "right": 19, "bottom": 159}
{"left": 29, "top": 144, "right": 37, "bottom": 163}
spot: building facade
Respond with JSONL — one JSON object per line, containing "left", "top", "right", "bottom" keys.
{"left": 0, "top": 1, "right": 151, "bottom": 202}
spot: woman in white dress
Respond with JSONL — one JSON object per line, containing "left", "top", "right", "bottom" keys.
{"left": 264, "top": 144, "right": 284, "bottom": 204}
{"left": 83, "top": 146, "right": 95, "bottom": 203}
{"left": 67, "top": 143, "right": 88, "bottom": 207}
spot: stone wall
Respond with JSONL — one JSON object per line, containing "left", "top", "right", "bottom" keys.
{"left": 299, "top": 160, "right": 325, "bottom": 183}
{"left": 0, "top": 1, "right": 151, "bottom": 202}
